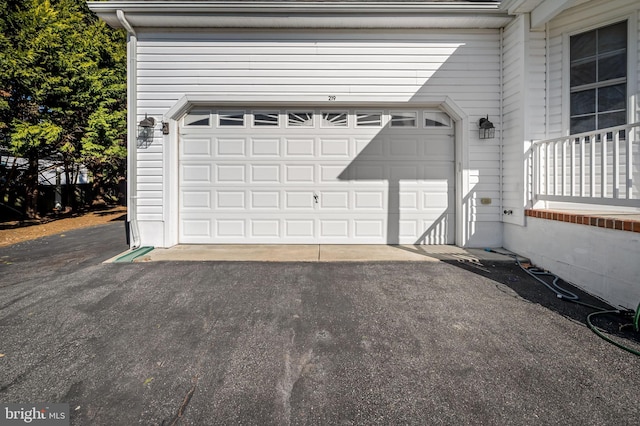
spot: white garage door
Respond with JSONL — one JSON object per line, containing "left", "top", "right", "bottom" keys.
{"left": 179, "top": 108, "right": 454, "bottom": 244}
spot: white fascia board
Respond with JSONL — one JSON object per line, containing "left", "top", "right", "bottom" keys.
{"left": 530, "top": 0, "right": 587, "bottom": 30}
{"left": 88, "top": 1, "right": 511, "bottom": 29}
{"left": 500, "top": 0, "right": 544, "bottom": 15}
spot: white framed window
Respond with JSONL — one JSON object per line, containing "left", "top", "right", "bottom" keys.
{"left": 390, "top": 112, "right": 417, "bottom": 128}
{"left": 183, "top": 110, "right": 211, "bottom": 127}
{"left": 569, "top": 20, "right": 627, "bottom": 133}
{"left": 218, "top": 111, "right": 245, "bottom": 127}
{"left": 356, "top": 112, "right": 382, "bottom": 127}
{"left": 253, "top": 111, "right": 280, "bottom": 127}
{"left": 321, "top": 112, "right": 348, "bottom": 128}
{"left": 287, "top": 111, "right": 314, "bottom": 127}
{"left": 423, "top": 111, "right": 451, "bottom": 128}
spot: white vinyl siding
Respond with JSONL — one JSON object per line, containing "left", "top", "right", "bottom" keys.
{"left": 134, "top": 29, "right": 503, "bottom": 246}
{"left": 501, "top": 15, "right": 547, "bottom": 226}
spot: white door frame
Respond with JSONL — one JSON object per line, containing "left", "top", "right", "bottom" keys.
{"left": 162, "top": 94, "right": 470, "bottom": 247}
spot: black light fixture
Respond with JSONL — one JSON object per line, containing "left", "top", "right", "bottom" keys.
{"left": 478, "top": 115, "right": 495, "bottom": 139}
{"left": 137, "top": 114, "right": 155, "bottom": 148}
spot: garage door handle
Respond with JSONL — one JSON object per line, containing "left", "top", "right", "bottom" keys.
{"left": 313, "top": 194, "right": 319, "bottom": 204}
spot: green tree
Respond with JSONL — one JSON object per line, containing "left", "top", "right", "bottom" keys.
{"left": 0, "top": 0, "right": 126, "bottom": 218}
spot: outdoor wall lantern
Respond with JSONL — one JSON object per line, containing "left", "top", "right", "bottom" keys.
{"left": 478, "top": 116, "right": 495, "bottom": 139}
{"left": 137, "top": 114, "right": 156, "bottom": 148}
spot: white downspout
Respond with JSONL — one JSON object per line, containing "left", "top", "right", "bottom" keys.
{"left": 117, "top": 10, "right": 140, "bottom": 248}
{"left": 499, "top": 26, "right": 504, "bottom": 228}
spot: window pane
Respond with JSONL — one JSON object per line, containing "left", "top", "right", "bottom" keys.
{"left": 288, "top": 112, "right": 313, "bottom": 127}
{"left": 598, "top": 52, "right": 626, "bottom": 81}
{"left": 570, "top": 22, "right": 627, "bottom": 134}
{"left": 219, "top": 111, "right": 244, "bottom": 126}
{"left": 356, "top": 112, "right": 382, "bottom": 127}
{"left": 424, "top": 111, "right": 451, "bottom": 127}
{"left": 571, "top": 30, "right": 596, "bottom": 61}
{"left": 570, "top": 60, "right": 596, "bottom": 86}
{"left": 321, "top": 112, "right": 348, "bottom": 127}
{"left": 571, "top": 115, "right": 595, "bottom": 134}
{"left": 598, "top": 21, "right": 627, "bottom": 53}
{"left": 390, "top": 112, "right": 416, "bottom": 127}
{"left": 598, "top": 111, "right": 626, "bottom": 129}
{"left": 184, "top": 111, "right": 210, "bottom": 126}
{"left": 571, "top": 90, "right": 596, "bottom": 115}
{"left": 598, "top": 83, "right": 626, "bottom": 112}
{"left": 254, "top": 112, "right": 279, "bottom": 126}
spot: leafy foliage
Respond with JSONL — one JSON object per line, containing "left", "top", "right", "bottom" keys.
{"left": 0, "top": 0, "right": 126, "bottom": 217}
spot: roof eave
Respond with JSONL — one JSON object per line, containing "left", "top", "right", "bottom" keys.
{"left": 88, "top": 1, "right": 512, "bottom": 30}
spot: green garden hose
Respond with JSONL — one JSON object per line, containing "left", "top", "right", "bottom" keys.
{"left": 587, "top": 310, "right": 640, "bottom": 357}
{"left": 485, "top": 248, "right": 640, "bottom": 357}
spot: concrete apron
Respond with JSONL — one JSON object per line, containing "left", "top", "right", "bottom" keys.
{"left": 108, "top": 245, "right": 518, "bottom": 263}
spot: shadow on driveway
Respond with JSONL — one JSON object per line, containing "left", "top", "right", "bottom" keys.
{"left": 1, "top": 224, "right": 639, "bottom": 425}
{"left": 439, "top": 255, "right": 640, "bottom": 351}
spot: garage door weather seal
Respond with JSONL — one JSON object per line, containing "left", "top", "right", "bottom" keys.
{"left": 114, "top": 246, "right": 154, "bottom": 263}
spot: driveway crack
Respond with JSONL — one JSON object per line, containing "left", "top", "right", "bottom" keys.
{"left": 164, "top": 375, "right": 198, "bottom": 426}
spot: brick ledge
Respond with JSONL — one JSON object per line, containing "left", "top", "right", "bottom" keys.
{"left": 525, "top": 209, "right": 640, "bottom": 233}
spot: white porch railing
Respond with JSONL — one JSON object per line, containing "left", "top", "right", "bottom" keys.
{"left": 531, "top": 122, "right": 640, "bottom": 207}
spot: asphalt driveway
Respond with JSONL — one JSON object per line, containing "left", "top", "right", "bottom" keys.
{"left": 1, "top": 222, "right": 639, "bottom": 425}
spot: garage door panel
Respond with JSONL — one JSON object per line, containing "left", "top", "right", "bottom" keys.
{"left": 355, "top": 138, "right": 384, "bottom": 156}
{"left": 390, "top": 138, "right": 419, "bottom": 156}
{"left": 285, "top": 220, "right": 315, "bottom": 238}
{"left": 285, "top": 139, "right": 315, "bottom": 156}
{"left": 250, "top": 191, "right": 280, "bottom": 209}
{"left": 216, "top": 164, "right": 245, "bottom": 183}
{"left": 420, "top": 141, "right": 455, "bottom": 159}
{"left": 216, "top": 219, "right": 245, "bottom": 237}
{"left": 417, "top": 165, "right": 454, "bottom": 181}
{"left": 182, "top": 138, "right": 212, "bottom": 157}
{"left": 319, "top": 219, "right": 349, "bottom": 238}
{"left": 399, "top": 191, "right": 419, "bottom": 210}
{"left": 285, "top": 165, "right": 315, "bottom": 183}
{"left": 320, "top": 138, "right": 350, "bottom": 156}
{"left": 182, "top": 164, "right": 212, "bottom": 184}
{"left": 399, "top": 219, "right": 419, "bottom": 238}
{"left": 391, "top": 165, "right": 419, "bottom": 181}
{"left": 250, "top": 220, "right": 280, "bottom": 238}
{"left": 348, "top": 164, "right": 386, "bottom": 181}
{"left": 250, "top": 164, "right": 280, "bottom": 183}
{"left": 285, "top": 192, "right": 315, "bottom": 209}
{"left": 182, "top": 190, "right": 212, "bottom": 209}
{"left": 354, "top": 220, "right": 385, "bottom": 238}
{"left": 216, "top": 191, "right": 245, "bottom": 209}
{"left": 354, "top": 191, "right": 385, "bottom": 210}
{"left": 423, "top": 192, "right": 450, "bottom": 209}
{"left": 179, "top": 108, "right": 454, "bottom": 244}
{"left": 216, "top": 138, "right": 245, "bottom": 156}
{"left": 318, "top": 191, "right": 349, "bottom": 209}
{"left": 251, "top": 138, "right": 281, "bottom": 156}
{"left": 181, "top": 219, "right": 212, "bottom": 239}
{"left": 320, "top": 164, "right": 350, "bottom": 182}
{"left": 416, "top": 215, "right": 454, "bottom": 245}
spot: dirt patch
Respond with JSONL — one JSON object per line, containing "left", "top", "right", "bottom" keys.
{"left": 0, "top": 206, "right": 127, "bottom": 248}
